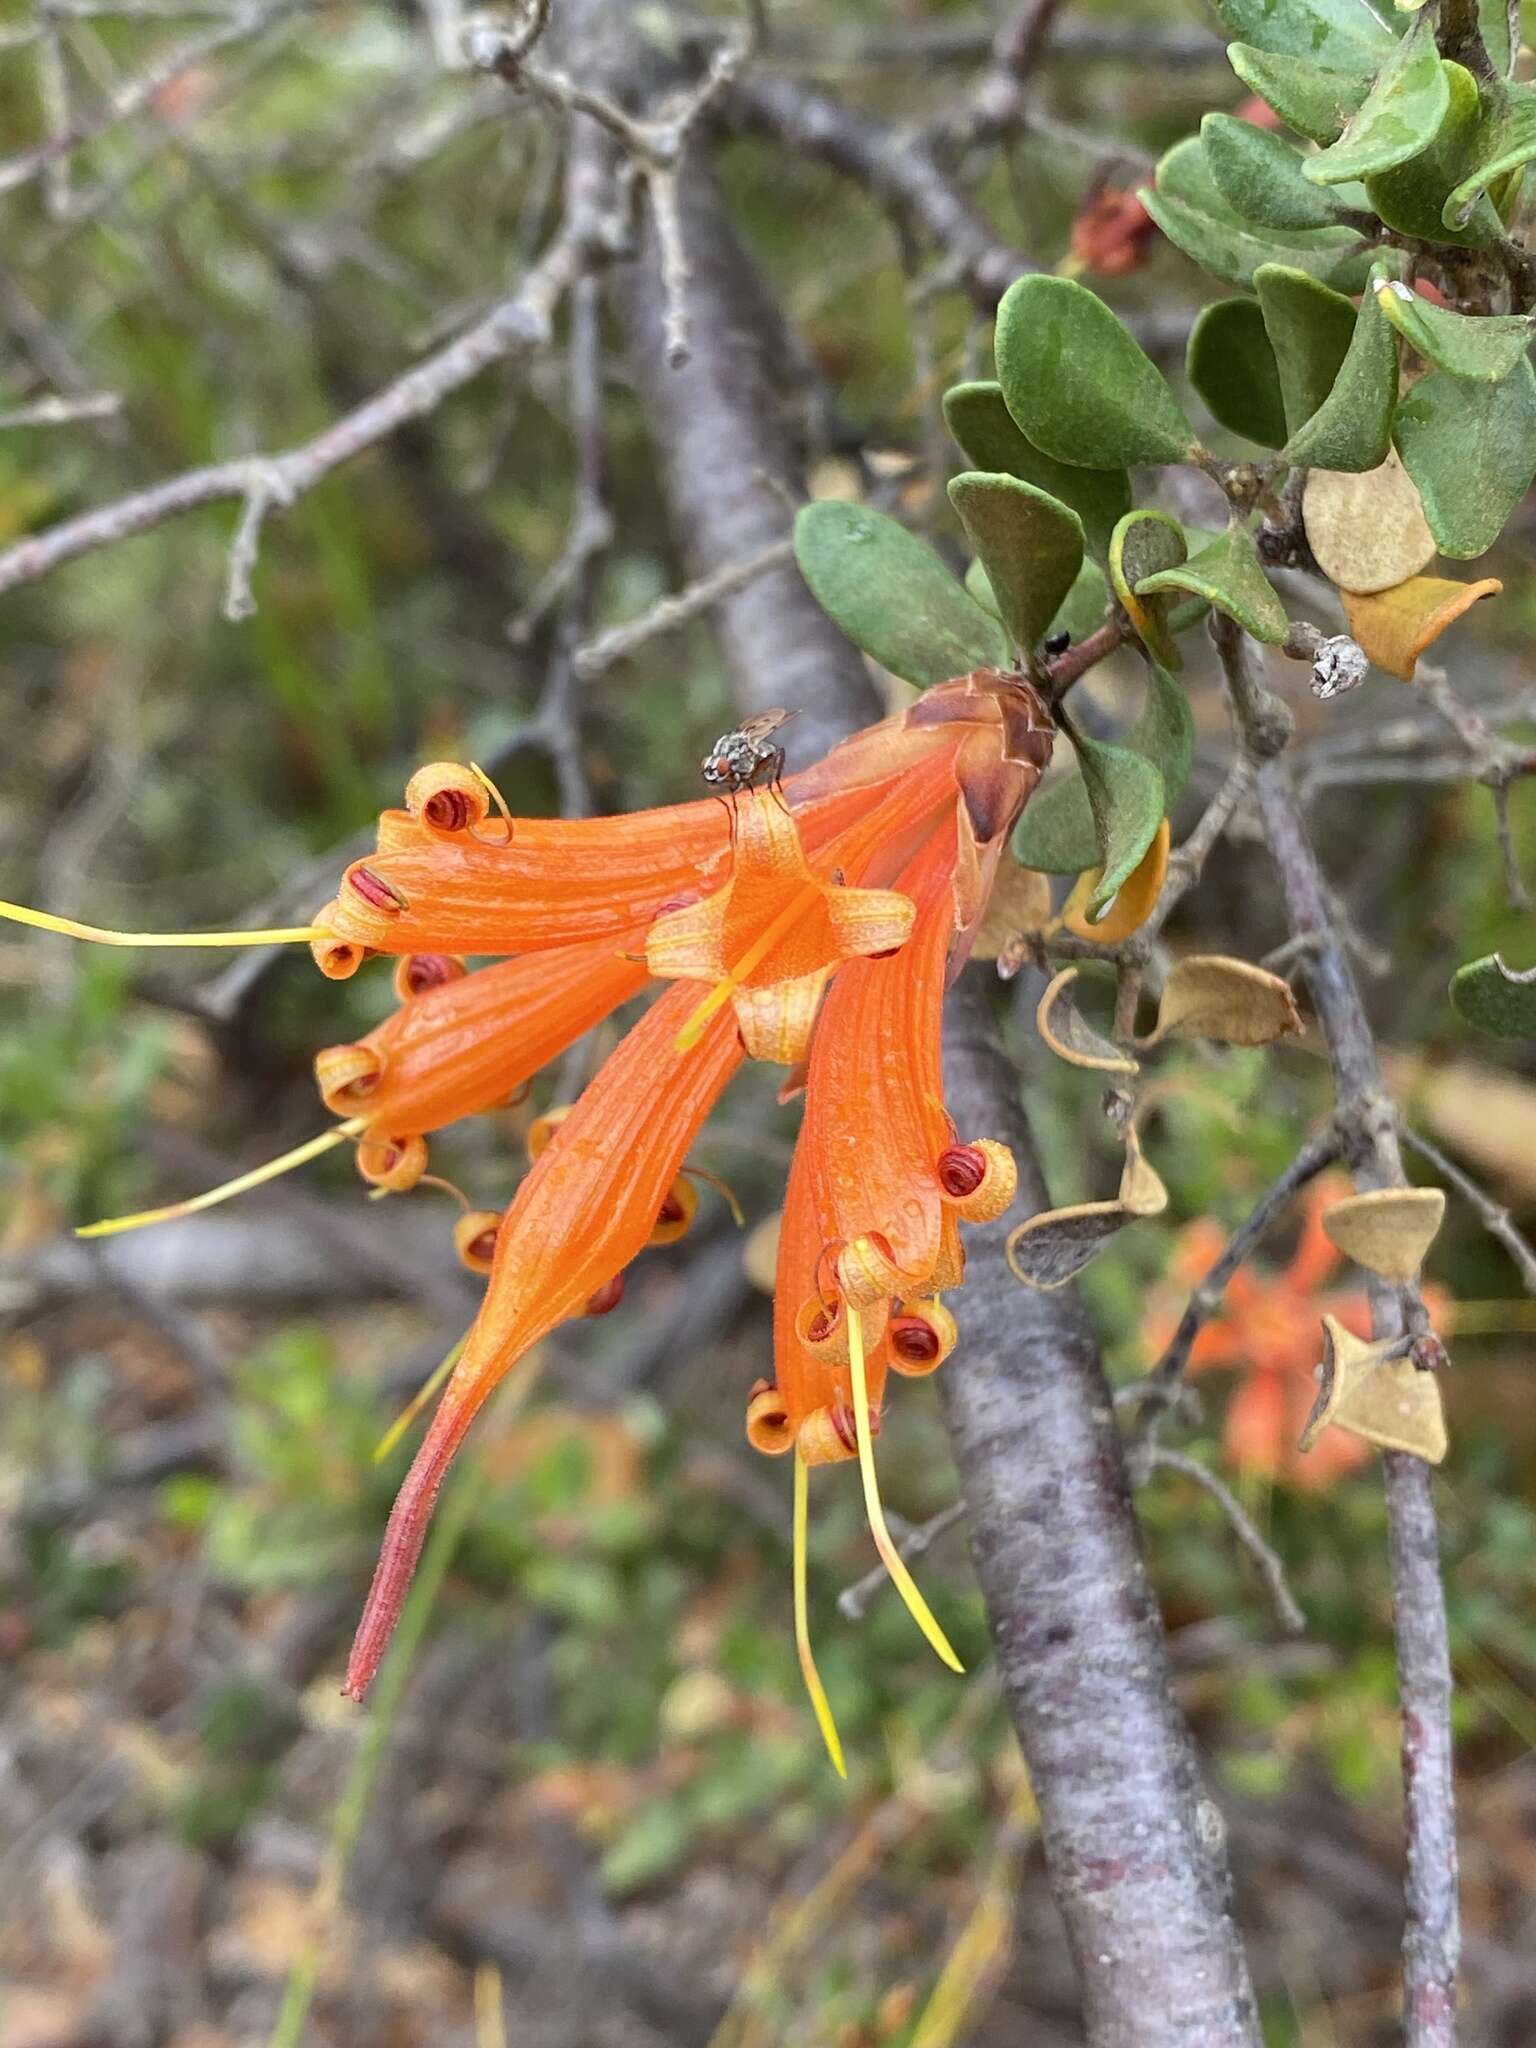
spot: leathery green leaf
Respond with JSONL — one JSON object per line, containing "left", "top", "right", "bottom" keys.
{"left": 1393, "top": 360, "right": 1536, "bottom": 558}
{"left": 948, "top": 473, "right": 1085, "bottom": 658}
{"left": 1305, "top": 15, "right": 1448, "bottom": 186}
{"left": 1450, "top": 954, "right": 1536, "bottom": 1037}
{"left": 1145, "top": 141, "right": 1376, "bottom": 293}
{"left": 1188, "top": 299, "right": 1287, "bottom": 450}
{"left": 994, "top": 276, "right": 1197, "bottom": 471}
{"left": 1255, "top": 264, "right": 1357, "bottom": 437}
{"left": 1444, "top": 77, "right": 1536, "bottom": 227}
{"left": 1367, "top": 62, "right": 1504, "bottom": 245}
{"left": 942, "top": 382, "right": 1130, "bottom": 561}
{"left": 1110, "top": 510, "right": 1186, "bottom": 670}
{"left": 1373, "top": 277, "right": 1532, "bottom": 383}
{"left": 1013, "top": 664, "right": 1193, "bottom": 875}
{"left": 1050, "top": 558, "right": 1110, "bottom": 645}
{"left": 1283, "top": 267, "right": 1398, "bottom": 472}
{"left": 1136, "top": 525, "right": 1290, "bottom": 645}
{"left": 793, "top": 501, "right": 1010, "bottom": 686}
{"left": 1212, "top": 0, "right": 1397, "bottom": 67}
{"left": 1226, "top": 44, "right": 1371, "bottom": 146}
{"left": 1202, "top": 115, "right": 1353, "bottom": 230}
{"left": 1077, "top": 740, "right": 1168, "bottom": 918}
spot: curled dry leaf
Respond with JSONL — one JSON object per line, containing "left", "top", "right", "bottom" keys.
{"left": 1299, "top": 1315, "right": 1404, "bottom": 1451}
{"left": 1302, "top": 449, "right": 1436, "bottom": 595}
{"left": 1341, "top": 573, "right": 1502, "bottom": 682}
{"left": 1007, "top": 1124, "right": 1166, "bottom": 1290}
{"left": 743, "top": 1209, "right": 781, "bottom": 1294}
{"left": 1059, "top": 817, "right": 1171, "bottom": 944}
{"left": 1119, "top": 1122, "right": 1169, "bottom": 1217}
{"left": 1036, "top": 966, "right": 1140, "bottom": 1076}
{"left": 1301, "top": 1312, "right": 1449, "bottom": 1464}
{"left": 974, "top": 855, "right": 1053, "bottom": 964}
{"left": 1321, "top": 1186, "right": 1445, "bottom": 1281}
{"left": 1144, "top": 953, "right": 1303, "bottom": 1047}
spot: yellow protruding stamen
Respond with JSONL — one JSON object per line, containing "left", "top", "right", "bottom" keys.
{"left": 846, "top": 1307, "right": 964, "bottom": 1673}
{"left": 0, "top": 899, "right": 323, "bottom": 948}
{"left": 682, "top": 1164, "right": 746, "bottom": 1228}
{"left": 373, "top": 1335, "right": 467, "bottom": 1463}
{"left": 794, "top": 1447, "right": 847, "bottom": 1779}
{"left": 674, "top": 880, "right": 821, "bottom": 1052}
{"left": 75, "top": 1118, "right": 367, "bottom": 1238}
{"left": 469, "top": 761, "right": 514, "bottom": 843}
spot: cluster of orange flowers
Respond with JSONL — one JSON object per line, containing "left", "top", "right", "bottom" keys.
{"left": 7, "top": 669, "right": 1053, "bottom": 1769}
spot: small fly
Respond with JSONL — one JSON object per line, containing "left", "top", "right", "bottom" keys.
{"left": 700, "top": 708, "right": 796, "bottom": 800}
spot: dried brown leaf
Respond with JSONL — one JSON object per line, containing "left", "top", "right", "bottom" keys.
{"left": 1036, "top": 966, "right": 1140, "bottom": 1075}
{"left": 1322, "top": 1186, "right": 1445, "bottom": 1281}
{"left": 1303, "top": 448, "right": 1436, "bottom": 594}
{"left": 1144, "top": 953, "right": 1303, "bottom": 1047}
{"left": 1006, "top": 1201, "right": 1133, "bottom": 1290}
{"left": 1299, "top": 1314, "right": 1403, "bottom": 1450}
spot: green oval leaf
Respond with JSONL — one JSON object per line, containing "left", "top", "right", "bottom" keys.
{"left": 1144, "top": 142, "right": 1376, "bottom": 293}
{"left": 1373, "top": 277, "right": 1532, "bottom": 382}
{"left": 1201, "top": 114, "right": 1354, "bottom": 229}
{"left": 1255, "top": 263, "right": 1358, "bottom": 437}
{"left": 793, "top": 501, "right": 1010, "bottom": 686}
{"left": 1443, "top": 77, "right": 1536, "bottom": 227}
{"left": 948, "top": 473, "right": 1085, "bottom": 659}
{"left": 1111, "top": 510, "right": 1187, "bottom": 670}
{"left": 1227, "top": 44, "right": 1370, "bottom": 146}
{"left": 1213, "top": 0, "right": 1397, "bottom": 67}
{"left": 1136, "top": 524, "right": 1290, "bottom": 645}
{"left": 1366, "top": 61, "right": 1504, "bottom": 246}
{"left": 942, "top": 381, "right": 1130, "bottom": 562}
{"left": 1013, "top": 664, "right": 1193, "bottom": 875}
{"left": 1393, "top": 359, "right": 1536, "bottom": 558}
{"left": 994, "top": 276, "right": 1197, "bottom": 471}
{"left": 1282, "top": 265, "right": 1399, "bottom": 472}
{"left": 1304, "top": 15, "right": 1448, "bottom": 186}
{"left": 1188, "top": 299, "right": 1287, "bottom": 450}
{"left": 1450, "top": 954, "right": 1536, "bottom": 1037}
{"left": 1079, "top": 740, "right": 1166, "bottom": 917}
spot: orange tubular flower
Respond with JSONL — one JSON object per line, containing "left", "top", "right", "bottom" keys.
{"left": 345, "top": 980, "right": 745, "bottom": 1702}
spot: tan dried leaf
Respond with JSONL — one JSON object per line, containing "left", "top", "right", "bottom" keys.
{"left": 1303, "top": 449, "right": 1436, "bottom": 596}
{"left": 1321, "top": 1186, "right": 1446, "bottom": 1281}
{"left": 1145, "top": 954, "right": 1303, "bottom": 1047}
{"left": 1006, "top": 1200, "right": 1132, "bottom": 1290}
{"left": 1036, "top": 966, "right": 1140, "bottom": 1075}
{"left": 973, "top": 855, "right": 1053, "bottom": 963}
{"left": 1299, "top": 1315, "right": 1403, "bottom": 1451}
{"left": 1119, "top": 1124, "right": 1169, "bottom": 1217}
{"left": 1335, "top": 1355, "right": 1448, "bottom": 1464}
{"left": 743, "top": 1209, "right": 781, "bottom": 1294}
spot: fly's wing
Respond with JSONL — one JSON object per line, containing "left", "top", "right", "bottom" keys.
{"left": 737, "top": 708, "right": 795, "bottom": 747}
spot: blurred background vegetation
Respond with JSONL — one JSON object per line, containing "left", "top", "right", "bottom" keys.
{"left": 2, "top": 1, "right": 1536, "bottom": 2044}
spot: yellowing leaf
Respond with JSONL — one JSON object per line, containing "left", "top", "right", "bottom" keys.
{"left": 1145, "top": 953, "right": 1303, "bottom": 1046}
{"left": 1036, "top": 966, "right": 1140, "bottom": 1075}
{"left": 1302, "top": 449, "right": 1435, "bottom": 594}
{"left": 1059, "top": 817, "right": 1171, "bottom": 943}
{"left": 1341, "top": 572, "right": 1502, "bottom": 680}
{"left": 1322, "top": 1186, "right": 1446, "bottom": 1280}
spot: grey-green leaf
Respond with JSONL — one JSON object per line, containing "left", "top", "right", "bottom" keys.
{"left": 1393, "top": 360, "right": 1536, "bottom": 558}
{"left": 1283, "top": 268, "right": 1398, "bottom": 471}
{"left": 1012, "top": 664, "right": 1193, "bottom": 874}
{"left": 1136, "top": 525, "right": 1290, "bottom": 645}
{"left": 1079, "top": 740, "right": 1168, "bottom": 916}
{"left": 1443, "top": 77, "right": 1536, "bottom": 226}
{"left": 1304, "top": 14, "right": 1448, "bottom": 186}
{"left": 1373, "top": 277, "right": 1532, "bottom": 382}
{"left": 1226, "top": 44, "right": 1371, "bottom": 146}
{"left": 1212, "top": 0, "right": 1397, "bottom": 68}
{"left": 1188, "top": 299, "right": 1287, "bottom": 450}
{"left": 994, "top": 276, "right": 1197, "bottom": 471}
{"left": 1143, "top": 142, "right": 1376, "bottom": 293}
{"left": 942, "top": 381, "right": 1130, "bottom": 561}
{"left": 1365, "top": 61, "right": 1504, "bottom": 246}
{"left": 1202, "top": 114, "right": 1354, "bottom": 229}
{"left": 948, "top": 472, "right": 1085, "bottom": 658}
{"left": 793, "top": 500, "right": 1010, "bottom": 686}
{"left": 1450, "top": 954, "right": 1536, "bottom": 1036}
{"left": 1255, "top": 263, "right": 1357, "bottom": 436}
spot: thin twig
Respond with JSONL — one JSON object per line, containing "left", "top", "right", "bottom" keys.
{"left": 1399, "top": 1122, "right": 1536, "bottom": 1296}
{"left": 837, "top": 1499, "right": 969, "bottom": 1622}
{"left": 1136, "top": 1446, "right": 1306, "bottom": 1635}
{"left": 573, "top": 536, "right": 793, "bottom": 677}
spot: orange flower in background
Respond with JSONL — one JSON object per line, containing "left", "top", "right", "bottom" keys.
{"left": 1154, "top": 1177, "right": 1375, "bottom": 1489}
{"left": 5, "top": 668, "right": 1054, "bottom": 1770}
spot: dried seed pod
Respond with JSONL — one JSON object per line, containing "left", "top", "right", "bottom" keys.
{"left": 648, "top": 1176, "right": 699, "bottom": 1247}
{"left": 938, "top": 1139, "right": 1017, "bottom": 1222}
{"left": 888, "top": 1298, "right": 958, "bottom": 1377}
{"left": 393, "top": 952, "right": 467, "bottom": 1001}
{"left": 453, "top": 1208, "right": 504, "bottom": 1276}
{"left": 314, "top": 1042, "right": 386, "bottom": 1113}
{"left": 745, "top": 1378, "right": 795, "bottom": 1456}
{"left": 404, "top": 762, "right": 492, "bottom": 837}
{"left": 356, "top": 1132, "right": 429, "bottom": 1193}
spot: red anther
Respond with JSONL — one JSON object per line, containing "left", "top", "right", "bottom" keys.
{"left": 423, "top": 788, "right": 472, "bottom": 832}
{"left": 585, "top": 1273, "right": 626, "bottom": 1316}
{"left": 467, "top": 1226, "right": 500, "bottom": 1265}
{"left": 656, "top": 1192, "right": 687, "bottom": 1226}
{"left": 890, "top": 1317, "right": 941, "bottom": 1366}
{"left": 806, "top": 1307, "right": 837, "bottom": 1344}
{"left": 349, "top": 866, "right": 407, "bottom": 914}
{"left": 829, "top": 1400, "right": 879, "bottom": 1456}
{"left": 938, "top": 1144, "right": 987, "bottom": 1198}
{"left": 652, "top": 893, "right": 698, "bottom": 919}
{"left": 400, "top": 952, "right": 462, "bottom": 995}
